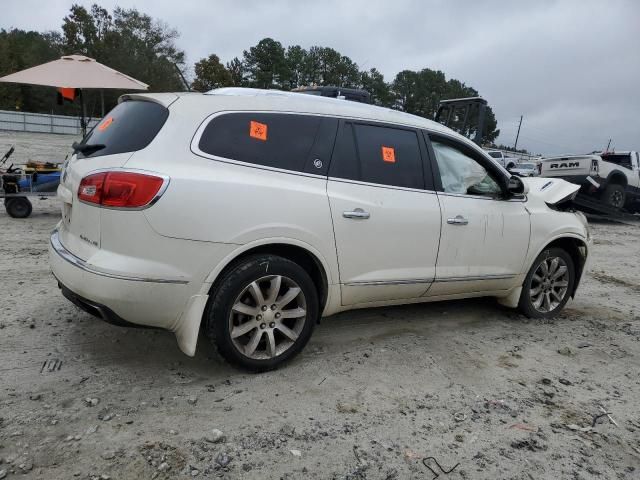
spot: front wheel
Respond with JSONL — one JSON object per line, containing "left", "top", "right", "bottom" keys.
{"left": 205, "top": 255, "right": 318, "bottom": 371}
{"left": 518, "top": 247, "right": 575, "bottom": 318}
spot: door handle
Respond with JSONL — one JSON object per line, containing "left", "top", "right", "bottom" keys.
{"left": 447, "top": 215, "right": 469, "bottom": 225}
{"left": 343, "top": 208, "right": 370, "bottom": 220}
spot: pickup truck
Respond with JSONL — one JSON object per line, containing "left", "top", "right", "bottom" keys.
{"left": 539, "top": 151, "right": 640, "bottom": 212}
{"left": 486, "top": 150, "right": 519, "bottom": 170}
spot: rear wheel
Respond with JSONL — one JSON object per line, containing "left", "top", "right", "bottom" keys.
{"left": 5, "top": 197, "right": 32, "bottom": 218}
{"left": 602, "top": 184, "right": 625, "bottom": 209}
{"left": 205, "top": 255, "right": 318, "bottom": 371}
{"left": 518, "top": 247, "right": 575, "bottom": 318}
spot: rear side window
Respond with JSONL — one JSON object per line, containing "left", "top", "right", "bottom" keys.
{"left": 198, "top": 112, "right": 329, "bottom": 173}
{"left": 329, "top": 122, "right": 425, "bottom": 189}
{"left": 79, "top": 101, "right": 168, "bottom": 158}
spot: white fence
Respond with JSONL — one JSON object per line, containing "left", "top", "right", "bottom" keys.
{"left": 0, "top": 109, "right": 100, "bottom": 135}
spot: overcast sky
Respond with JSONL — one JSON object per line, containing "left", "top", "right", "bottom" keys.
{"left": 3, "top": 0, "right": 638, "bottom": 155}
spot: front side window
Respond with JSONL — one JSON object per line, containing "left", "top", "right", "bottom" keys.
{"left": 431, "top": 140, "right": 502, "bottom": 197}
{"left": 198, "top": 112, "right": 325, "bottom": 173}
{"left": 329, "top": 122, "right": 425, "bottom": 189}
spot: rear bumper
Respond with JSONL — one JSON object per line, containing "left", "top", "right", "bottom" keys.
{"left": 58, "top": 282, "right": 157, "bottom": 329}
{"left": 49, "top": 229, "right": 208, "bottom": 355}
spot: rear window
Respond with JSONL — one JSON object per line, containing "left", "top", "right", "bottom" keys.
{"left": 601, "top": 153, "right": 632, "bottom": 169}
{"left": 79, "top": 100, "right": 168, "bottom": 158}
{"left": 197, "top": 112, "right": 329, "bottom": 173}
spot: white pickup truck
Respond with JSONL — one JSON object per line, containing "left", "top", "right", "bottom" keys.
{"left": 486, "top": 150, "right": 519, "bottom": 170}
{"left": 539, "top": 151, "right": 640, "bottom": 212}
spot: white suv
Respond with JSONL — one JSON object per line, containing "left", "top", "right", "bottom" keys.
{"left": 50, "top": 88, "right": 590, "bottom": 371}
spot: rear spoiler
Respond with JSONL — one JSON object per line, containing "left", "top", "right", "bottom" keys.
{"left": 119, "top": 92, "right": 181, "bottom": 109}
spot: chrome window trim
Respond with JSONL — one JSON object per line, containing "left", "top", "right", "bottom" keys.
{"left": 190, "top": 110, "right": 435, "bottom": 189}
{"left": 50, "top": 230, "right": 189, "bottom": 284}
{"left": 436, "top": 191, "right": 528, "bottom": 203}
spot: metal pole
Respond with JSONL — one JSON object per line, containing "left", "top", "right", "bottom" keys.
{"left": 474, "top": 103, "right": 486, "bottom": 146}
{"left": 174, "top": 63, "right": 191, "bottom": 92}
{"left": 101, "top": 90, "right": 105, "bottom": 117}
{"left": 514, "top": 115, "right": 523, "bottom": 150}
{"left": 79, "top": 89, "right": 87, "bottom": 137}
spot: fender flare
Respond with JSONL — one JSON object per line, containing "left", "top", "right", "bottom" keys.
{"left": 527, "top": 233, "right": 588, "bottom": 264}
{"left": 605, "top": 170, "right": 628, "bottom": 188}
{"left": 198, "top": 237, "right": 336, "bottom": 295}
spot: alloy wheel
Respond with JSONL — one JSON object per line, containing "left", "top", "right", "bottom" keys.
{"left": 529, "top": 256, "right": 570, "bottom": 313}
{"left": 228, "top": 275, "right": 307, "bottom": 360}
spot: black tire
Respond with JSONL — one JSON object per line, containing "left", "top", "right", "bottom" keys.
{"left": 518, "top": 247, "right": 575, "bottom": 319}
{"left": 205, "top": 254, "right": 318, "bottom": 371}
{"left": 602, "top": 184, "right": 625, "bottom": 209}
{"left": 5, "top": 197, "right": 32, "bottom": 218}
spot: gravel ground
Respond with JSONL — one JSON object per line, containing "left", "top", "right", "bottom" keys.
{"left": 0, "top": 131, "right": 77, "bottom": 164}
{"left": 1, "top": 132, "right": 639, "bottom": 480}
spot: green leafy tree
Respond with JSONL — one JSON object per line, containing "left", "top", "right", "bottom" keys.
{"left": 192, "top": 54, "right": 232, "bottom": 92}
{"left": 391, "top": 68, "right": 499, "bottom": 142}
{"left": 284, "top": 45, "right": 307, "bottom": 89}
{"left": 360, "top": 68, "right": 392, "bottom": 107}
{"left": 0, "top": 29, "right": 62, "bottom": 112}
{"left": 226, "top": 57, "right": 244, "bottom": 86}
{"left": 243, "top": 38, "right": 287, "bottom": 89}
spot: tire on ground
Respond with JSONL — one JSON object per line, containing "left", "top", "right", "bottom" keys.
{"left": 518, "top": 247, "right": 575, "bottom": 319}
{"left": 204, "top": 254, "right": 318, "bottom": 371}
{"left": 5, "top": 197, "right": 33, "bottom": 218}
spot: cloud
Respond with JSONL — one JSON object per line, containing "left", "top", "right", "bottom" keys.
{"left": 2, "top": 0, "right": 638, "bottom": 154}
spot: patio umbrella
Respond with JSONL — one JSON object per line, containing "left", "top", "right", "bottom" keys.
{"left": 0, "top": 54, "right": 148, "bottom": 135}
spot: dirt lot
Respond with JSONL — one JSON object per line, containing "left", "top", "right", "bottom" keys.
{"left": 1, "top": 134, "right": 639, "bottom": 480}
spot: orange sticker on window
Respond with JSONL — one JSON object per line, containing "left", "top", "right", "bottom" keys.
{"left": 249, "top": 120, "right": 268, "bottom": 141}
{"left": 382, "top": 146, "right": 396, "bottom": 163}
{"left": 98, "top": 116, "right": 114, "bottom": 131}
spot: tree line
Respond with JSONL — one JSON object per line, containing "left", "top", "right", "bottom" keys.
{"left": 0, "top": 3, "right": 499, "bottom": 141}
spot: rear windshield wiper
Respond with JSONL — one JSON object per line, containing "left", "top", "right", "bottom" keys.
{"left": 72, "top": 141, "right": 106, "bottom": 155}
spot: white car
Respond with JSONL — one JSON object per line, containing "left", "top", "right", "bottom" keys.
{"left": 50, "top": 88, "right": 590, "bottom": 371}
{"left": 509, "top": 162, "right": 539, "bottom": 177}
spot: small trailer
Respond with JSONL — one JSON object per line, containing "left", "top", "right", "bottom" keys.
{"left": 0, "top": 146, "right": 61, "bottom": 218}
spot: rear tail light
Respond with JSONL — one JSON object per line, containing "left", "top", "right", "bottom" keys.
{"left": 78, "top": 171, "right": 166, "bottom": 208}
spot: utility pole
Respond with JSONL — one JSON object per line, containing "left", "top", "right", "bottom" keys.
{"left": 514, "top": 115, "right": 523, "bottom": 150}
{"left": 606, "top": 138, "right": 612, "bottom": 152}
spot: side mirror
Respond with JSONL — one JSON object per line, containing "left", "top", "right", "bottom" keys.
{"left": 507, "top": 175, "right": 529, "bottom": 196}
